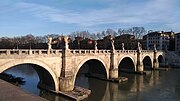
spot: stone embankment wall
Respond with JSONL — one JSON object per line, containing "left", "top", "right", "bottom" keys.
{"left": 166, "top": 51, "right": 180, "bottom": 67}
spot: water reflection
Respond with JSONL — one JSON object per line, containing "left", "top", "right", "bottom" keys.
{"left": 4, "top": 65, "right": 40, "bottom": 95}
{"left": 2, "top": 65, "right": 180, "bottom": 101}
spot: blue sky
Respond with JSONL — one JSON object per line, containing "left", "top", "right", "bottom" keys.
{"left": 0, "top": 0, "right": 180, "bottom": 37}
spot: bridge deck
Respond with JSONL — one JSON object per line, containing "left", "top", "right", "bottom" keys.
{"left": 0, "top": 79, "right": 47, "bottom": 101}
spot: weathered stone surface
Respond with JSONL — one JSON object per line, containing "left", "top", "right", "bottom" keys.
{"left": 0, "top": 49, "right": 165, "bottom": 94}
{"left": 59, "top": 76, "right": 74, "bottom": 92}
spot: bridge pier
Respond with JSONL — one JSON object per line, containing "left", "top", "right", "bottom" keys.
{"left": 136, "top": 63, "right": 144, "bottom": 72}
{"left": 153, "top": 47, "right": 159, "bottom": 69}
{"left": 153, "top": 60, "right": 159, "bottom": 69}
{"left": 109, "top": 68, "right": 118, "bottom": 79}
{"left": 136, "top": 46, "right": 144, "bottom": 73}
{"left": 109, "top": 49, "right": 118, "bottom": 79}
{"left": 59, "top": 36, "right": 74, "bottom": 92}
{"left": 59, "top": 76, "right": 74, "bottom": 92}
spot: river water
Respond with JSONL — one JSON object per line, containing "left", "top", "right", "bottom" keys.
{"left": 3, "top": 65, "right": 180, "bottom": 101}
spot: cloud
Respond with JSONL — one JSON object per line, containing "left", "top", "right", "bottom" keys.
{"left": 13, "top": 0, "right": 180, "bottom": 31}
{"left": 14, "top": 2, "right": 143, "bottom": 26}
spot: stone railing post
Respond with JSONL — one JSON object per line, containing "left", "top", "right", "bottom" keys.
{"left": 29, "top": 50, "right": 32, "bottom": 55}
{"left": 38, "top": 50, "right": 42, "bottom": 54}
{"left": 18, "top": 50, "right": 22, "bottom": 55}
{"left": 6, "top": 50, "right": 10, "bottom": 55}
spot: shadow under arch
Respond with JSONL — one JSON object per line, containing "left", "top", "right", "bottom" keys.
{"left": 0, "top": 60, "right": 58, "bottom": 91}
{"left": 73, "top": 57, "right": 108, "bottom": 83}
{"left": 74, "top": 59, "right": 108, "bottom": 101}
{"left": 143, "top": 56, "right": 153, "bottom": 70}
{"left": 118, "top": 57, "right": 135, "bottom": 74}
{"left": 158, "top": 55, "right": 165, "bottom": 67}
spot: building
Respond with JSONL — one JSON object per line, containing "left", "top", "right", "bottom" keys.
{"left": 96, "top": 34, "right": 142, "bottom": 50}
{"left": 80, "top": 38, "right": 95, "bottom": 49}
{"left": 97, "top": 39, "right": 104, "bottom": 49}
{"left": 71, "top": 37, "right": 83, "bottom": 49}
{"left": 115, "top": 34, "right": 143, "bottom": 50}
{"left": 71, "top": 37, "right": 95, "bottom": 49}
{"left": 143, "top": 31, "right": 175, "bottom": 50}
{"left": 175, "top": 33, "right": 180, "bottom": 52}
{"left": 97, "top": 35, "right": 113, "bottom": 49}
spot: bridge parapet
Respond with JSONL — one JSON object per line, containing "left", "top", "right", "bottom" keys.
{"left": 70, "top": 49, "right": 111, "bottom": 54}
{"left": 141, "top": 50, "right": 154, "bottom": 53}
{"left": 0, "top": 49, "right": 62, "bottom": 56}
{"left": 116, "top": 50, "right": 137, "bottom": 53}
{"left": 69, "top": 49, "right": 142, "bottom": 54}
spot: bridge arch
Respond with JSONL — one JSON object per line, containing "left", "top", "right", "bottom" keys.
{"left": 158, "top": 55, "right": 165, "bottom": 67}
{"left": 118, "top": 56, "right": 136, "bottom": 73}
{"left": 73, "top": 57, "right": 108, "bottom": 86}
{"left": 0, "top": 59, "right": 59, "bottom": 91}
{"left": 143, "top": 56, "right": 153, "bottom": 70}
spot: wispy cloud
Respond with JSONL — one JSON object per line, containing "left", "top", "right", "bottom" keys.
{"left": 11, "top": 0, "right": 180, "bottom": 31}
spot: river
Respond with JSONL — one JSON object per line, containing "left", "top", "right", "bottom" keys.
{"left": 3, "top": 65, "right": 180, "bottom": 101}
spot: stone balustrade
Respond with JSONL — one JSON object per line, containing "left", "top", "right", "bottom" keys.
{"left": 116, "top": 50, "right": 137, "bottom": 53}
{"left": 0, "top": 49, "right": 162, "bottom": 56}
{"left": 141, "top": 50, "right": 154, "bottom": 53}
{"left": 69, "top": 49, "right": 146, "bottom": 54}
{"left": 70, "top": 49, "right": 111, "bottom": 54}
{"left": 0, "top": 49, "right": 63, "bottom": 55}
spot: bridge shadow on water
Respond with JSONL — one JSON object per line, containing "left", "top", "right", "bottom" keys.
{"left": 74, "top": 58, "right": 162, "bottom": 101}
{"left": 0, "top": 64, "right": 60, "bottom": 99}
{"left": 0, "top": 64, "right": 73, "bottom": 101}
{"left": 118, "top": 57, "right": 135, "bottom": 73}
{"left": 77, "top": 70, "right": 164, "bottom": 101}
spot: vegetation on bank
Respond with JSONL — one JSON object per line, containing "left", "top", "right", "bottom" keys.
{"left": 0, "top": 73, "right": 25, "bottom": 86}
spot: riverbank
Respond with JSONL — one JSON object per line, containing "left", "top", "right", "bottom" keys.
{"left": 0, "top": 79, "right": 48, "bottom": 101}
{"left": 0, "top": 73, "right": 25, "bottom": 86}
{"left": 1, "top": 72, "right": 91, "bottom": 101}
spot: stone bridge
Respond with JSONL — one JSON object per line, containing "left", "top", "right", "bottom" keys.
{"left": 0, "top": 48, "right": 165, "bottom": 92}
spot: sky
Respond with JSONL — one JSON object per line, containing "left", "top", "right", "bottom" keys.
{"left": 0, "top": 0, "right": 180, "bottom": 37}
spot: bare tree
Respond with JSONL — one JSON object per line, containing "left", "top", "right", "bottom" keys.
{"left": 106, "top": 28, "right": 117, "bottom": 36}
{"left": 118, "top": 27, "right": 146, "bottom": 39}
{"left": 131, "top": 27, "right": 146, "bottom": 39}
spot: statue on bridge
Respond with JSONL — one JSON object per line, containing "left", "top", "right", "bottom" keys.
{"left": 110, "top": 38, "right": 115, "bottom": 50}
{"left": 63, "top": 36, "right": 69, "bottom": 50}
{"left": 47, "top": 36, "right": 52, "bottom": 51}
{"left": 137, "top": 42, "right": 142, "bottom": 52}
{"left": 154, "top": 44, "right": 157, "bottom": 52}
{"left": 51, "top": 36, "right": 63, "bottom": 48}
{"left": 47, "top": 36, "right": 70, "bottom": 50}
{"left": 94, "top": 41, "right": 98, "bottom": 50}
{"left": 122, "top": 43, "right": 125, "bottom": 50}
